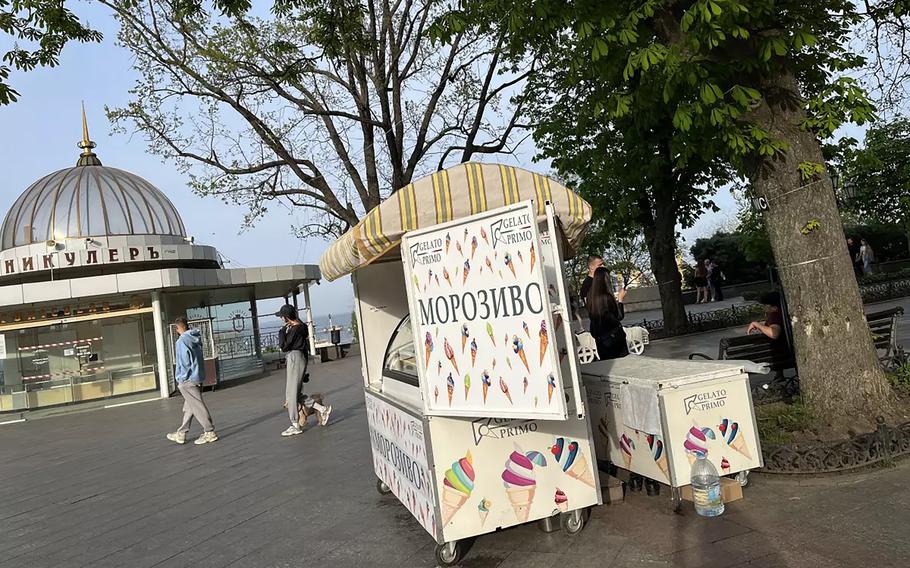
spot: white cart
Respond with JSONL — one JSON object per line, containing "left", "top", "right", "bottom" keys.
{"left": 341, "top": 200, "right": 602, "bottom": 565}
{"left": 583, "top": 357, "right": 763, "bottom": 511}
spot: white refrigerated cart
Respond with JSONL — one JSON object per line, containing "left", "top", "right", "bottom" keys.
{"left": 583, "top": 357, "right": 763, "bottom": 510}
{"left": 321, "top": 164, "right": 602, "bottom": 566}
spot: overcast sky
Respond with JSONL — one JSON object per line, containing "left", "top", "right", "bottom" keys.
{"left": 0, "top": 3, "right": 737, "bottom": 318}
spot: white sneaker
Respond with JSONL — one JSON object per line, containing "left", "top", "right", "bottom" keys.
{"left": 194, "top": 431, "right": 218, "bottom": 445}
{"left": 319, "top": 405, "right": 333, "bottom": 426}
{"left": 281, "top": 424, "right": 304, "bottom": 437}
{"left": 167, "top": 432, "right": 186, "bottom": 444}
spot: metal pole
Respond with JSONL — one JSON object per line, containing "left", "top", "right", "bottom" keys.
{"left": 151, "top": 291, "right": 170, "bottom": 399}
{"left": 301, "top": 283, "right": 317, "bottom": 358}
{"left": 250, "top": 290, "right": 262, "bottom": 359}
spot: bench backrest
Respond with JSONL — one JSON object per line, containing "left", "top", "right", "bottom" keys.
{"left": 719, "top": 335, "right": 794, "bottom": 371}
{"left": 866, "top": 306, "right": 903, "bottom": 354}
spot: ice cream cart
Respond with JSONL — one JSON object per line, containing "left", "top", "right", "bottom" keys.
{"left": 320, "top": 163, "right": 602, "bottom": 566}
{"left": 583, "top": 357, "right": 763, "bottom": 510}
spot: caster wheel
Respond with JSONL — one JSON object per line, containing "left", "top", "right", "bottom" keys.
{"left": 376, "top": 479, "right": 392, "bottom": 496}
{"left": 735, "top": 471, "right": 750, "bottom": 488}
{"left": 434, "top": 541, "right": 463, "bottom": 567}
{"left": 560, "top": 508, "right": 589, "bottom": 535}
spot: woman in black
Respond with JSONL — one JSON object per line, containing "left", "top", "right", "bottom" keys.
{"left": 587, "top": 266, "right": 629, "bottom": 360}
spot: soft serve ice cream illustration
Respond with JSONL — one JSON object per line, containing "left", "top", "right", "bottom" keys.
{"left": 501, "top": 449, "right": 547, "bottom": 522}
{"left": 441, "top": 451, "right": 475, "bottom": 525}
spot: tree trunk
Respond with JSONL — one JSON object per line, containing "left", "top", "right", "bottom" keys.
{"left": 748, "top": 71, "right": 892, "bottom": 425}
{"left": 639, "top": 191, "right": 688, "bottom": 334}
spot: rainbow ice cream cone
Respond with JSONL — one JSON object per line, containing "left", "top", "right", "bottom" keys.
{"left": 504, "top": 253, "right": 516, "bottom": 277}
{"left": 719, "top": 419, "right": 752, "bottom": 460}
{"left": 538, "top": 320, "right": 549, "bottom": 365}
{"left": 547, "top": 374, "right": 556, "bottom": 404}
{"left": 512, "top": 335, "right": 529, "bottom": 372}
{"left": 446, "top": 373, "right": 455, "bottom": 406}
{"left": 461, "top": 324, "right": 469, "bottom": 353}
{"left": 470, "top": 338, "right": 478, "bottom": 366}
{"left": 471, "top": 236, "right": 478, "bottom": 259}
{"left": 554, "top": 488, "right": 568, "bottom": 513}
{"left": 424, "top": 332, "right": 433, "bottom": 368}
{"left": 478, "top": 498, "right": 491, "bottom": 526}
{"left": 464, "top": 374, "right": 471, "bottom": 400}
{"left": 500, "top": 377, "right": 512, "bottom": 404}
{"left": 444, "top": 338, "right": 459, "bottom": 374}
{"left": 486, "top": 322, "right": 496, "bottom": 346}
{"left": 481, "top": 371, "right": 491, "bottom": 403}
{"left": 462, "top": 260, "right": 471, "bottom": 284}
{"left": 442, "top": 451, "right": 475, "bottom": 526}
{"left": 501, "top": 450, "right": 540, "bottom": 522}
{"left": 619, "top": 433, "right": 635, "bottom": 471}
{"left": 529, "top": 243, "right": 536, "bottom": 273}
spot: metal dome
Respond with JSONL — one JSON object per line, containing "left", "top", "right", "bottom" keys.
{"left": 1, "top": 113, "right": 186, "bottom": 251}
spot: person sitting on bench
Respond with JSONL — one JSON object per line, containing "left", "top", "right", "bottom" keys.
{"left": 746, "top": 292, "right": 789, "bottom": 358}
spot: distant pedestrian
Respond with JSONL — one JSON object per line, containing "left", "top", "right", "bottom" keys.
{"left": 167, "top": 317, "right": 218, "bottom": 445}
{"left": 694, "top": 260, "right": 709, "bottom": 303}
{"left": 579, "top": 254, "right": 604, "bottom": 304}
{"left": 846, "top": 237, "right": 862, "bottom": 277}
{"left": 277, "top": 305, "right": 332, "bottom": 437}
{"left": 860, "top": 239, "right": 874, "bottom": 275}
{"left": 586, "top": 266, "right": 629, "bottom": 360}
{"left": 706, "top": 259, "right": 725, "bottom": 302}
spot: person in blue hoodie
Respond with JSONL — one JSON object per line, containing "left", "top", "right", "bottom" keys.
{"left": 167, "top": 317, "right": 218, "bottom": 445}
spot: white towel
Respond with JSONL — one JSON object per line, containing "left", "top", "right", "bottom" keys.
{"left": 619, "top": 382, "right": 661, "bottom": 434}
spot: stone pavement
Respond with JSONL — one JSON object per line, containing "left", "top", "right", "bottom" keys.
{"left": 2, "top": 338, "right": 910, "bottom": 567}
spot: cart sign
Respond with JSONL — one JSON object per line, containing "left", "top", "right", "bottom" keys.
{"left": 402, "top": 201, "right": 567, "bottom": 420}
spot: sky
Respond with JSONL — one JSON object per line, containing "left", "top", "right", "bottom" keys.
{"left": 0, "top": 2, "right": 739, "bottom": 317}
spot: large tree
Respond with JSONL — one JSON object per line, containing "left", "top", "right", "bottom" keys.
{"left": 101, "top": 0, "right": 530, "bottom": 237}
{"left": 446, "top": 0, "right": 892, "bottom": 424}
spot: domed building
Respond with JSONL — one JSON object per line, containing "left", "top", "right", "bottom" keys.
{"left": 0, "top": 112, "right": 320, "bottom": 413}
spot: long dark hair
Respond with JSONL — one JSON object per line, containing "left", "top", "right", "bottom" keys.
{"left": 695, "top": 259, "right": 706, "bottom": 277}
{"left": 587, "top": 267, "right": 619, "bottom": 319}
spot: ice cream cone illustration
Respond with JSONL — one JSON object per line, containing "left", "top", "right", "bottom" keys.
{"left": 500, "top": 377, "right": 512, "bottom": 404}
{"left": 538, "top": 320, "right": 549, "bottom": 365}
{"left": 456, "top": 241, "right": 463, "bottom": 257}
{"left": 478, "top": 498, "right": 491, "bottom": 526}
{"left": 442, "top": 451, "right": 475, "bottom": 526}
{"left": 529, "top": 243, "right": 536, "bottom": 273}
{"left": 435, "top": 274, "right": 440, "bottom": 287}
{"left": 648, "top": 435, "right": 670, "bottom": 482}
{"left": 522, "top": 321, "right": 530, "bottom": 338}
{"left": 461, "top": 324, "right": 469, "bottom": 353}
{"left": 504, "top": 253, "right": 516, "bottom": 277}
{"left": 481, "top": 371, "right": 491, "bottom": 403}
{"left": 424, "top": 332, "right": 433, "bottom": 368}
{"left": 464, "top": 374, "right": 471, "bottom": 400}
{"left": 506, "top": 358, "right": 512, "bottom": 370}
{"left": 434, "top": 385, "right": 439, "bottom": 404}
{"left": 684, "top": 426, "right": 711, "bottom": 465}
{"left": 719, "top": 419, "right": 752, "bottom": 460}
{"left": 444, "top": 338, "right": 459, "bottom": 374}
{"left": 518, "top": 250, "right": 524, "bottom": 264}
{"left": 445, "top": 233, "right": 451, "bottom": 254}
{"left": 501, "top": 450, "right": 541, "bottom": 522}
{"left": 619, "top": 434, "right": 635, "bottom": 471}
{"left": 553, "top": 438, "right": 596, "bottom": 488}
{"left": 492, "top": 357, "right": 497, "bottom": 369}
{"left": 522, "top": 377, "right": 528, "bottom": 394}
{"left": 485, "top": 256, "right": 493, "bottom": 274}
{"left": 547, "top": 374, "right": 556, "bottom": 404}
{"left": 721, "top": 456, "right": 731, "bottom": 474}
{"left": 462, "top": 260, "right": 471, "bottom": 284}
{"left": 554, "top": 488, "right": 568, "bottom": 513}
{"left": 411, "top": 274, "right": 420, "bottom": 290}
{"left": 486, "top": 322, "right": 496, "bottom": 346}
{"left": 470, "top": 339, "right": 478, "bottom": 367}
{"left": 437, "top": 361, "right": 442, "bottom": 376}
{"left": 443, "top": 268, "right": 452, "bottom": 287}
{"left": 463, "top": 227, "right": 469, "bottom": 243}
{"left": 480, "top": 226, "right": 489, "bottom": 245}
{"left": 512, "top": 335, "right": 529, "bottom": 372}
{"left": 446, "top": 373, "right": 455, "bottom": 406}
{"left": 471, "top": 236, "right": 478, "bottom": 259}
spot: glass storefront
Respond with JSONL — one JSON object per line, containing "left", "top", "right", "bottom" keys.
{"left": 0, "top": 311, "right": 158, "bottom": 412}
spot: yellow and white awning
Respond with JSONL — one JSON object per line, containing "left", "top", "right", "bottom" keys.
{"left": 319, "top": 162, "right": 592, "bottom": 281}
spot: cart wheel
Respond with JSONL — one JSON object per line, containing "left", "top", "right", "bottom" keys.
{"left": 434, "top": 541, "right": 463, "bottom": 567}
{"left": 669, "top": 486, "right": 683, "bottom": 514}
{"left": 376, "top": 479, "right": 392, "bottom": 496}
{"left": 560, "top": 508, "right": 589, "bottom": 535}
{"left": 735, "top": 471, "right": 750, "bottom": 488}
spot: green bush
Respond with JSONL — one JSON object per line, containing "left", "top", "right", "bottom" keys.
{"left": 858, "top": 267, "right": 910, "bottom": 285}
{"left": 756, "top": 399, "right": 814, "bottom": 445}
{"left": 886, "top": 363, "right": 910, "bottom": 392}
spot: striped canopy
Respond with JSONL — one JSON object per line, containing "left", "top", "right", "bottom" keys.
{"left": 319, "top": 162, "right": 592, "bottom": 281}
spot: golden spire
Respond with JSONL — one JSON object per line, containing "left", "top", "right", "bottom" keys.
{"left": 76, "top": 101, "right": 101, "bottom": 167}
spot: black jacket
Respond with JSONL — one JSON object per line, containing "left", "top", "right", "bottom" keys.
{"left": 279, "top": 323, "right": 309, "bottom": 354}
{"left": 589, "top": 300, "right": 628, "bottom": 359}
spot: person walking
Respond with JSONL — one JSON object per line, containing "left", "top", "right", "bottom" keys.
{"left": 694, "top": 260, "right": 709, "bottom": 303}
{"left": 167, "top": 317, "right": 218, "bottom": 445}
{"left": 846, "top": 236, "right": 863, "bottom": 277}
{"left": 860, "top": 238, "right": 875, "bottom": 275}
{"left": 707, "top": 258, "right": 725, "bottom": 302}
{"left": 277, "top": 305, "right": 332, "bottom": 437}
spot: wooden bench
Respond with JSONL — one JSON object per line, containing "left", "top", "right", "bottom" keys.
{"left": 866, "top": 306, "right": 906, "bottom": 368}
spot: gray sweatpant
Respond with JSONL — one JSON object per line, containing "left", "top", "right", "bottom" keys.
{"left": 285, "top": 350, "right": 315, "bottom": 423}
{"left": 177, "top": 382, "right": 214, "bottom": 433}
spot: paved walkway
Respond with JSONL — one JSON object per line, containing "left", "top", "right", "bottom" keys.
{"left": 1, "top": 349, "right": 909, "bottom": 567}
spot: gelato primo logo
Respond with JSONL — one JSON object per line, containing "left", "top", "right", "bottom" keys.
{"left": 471, "top": 417, "right": 538, "bottom": 446}
{"left": 490, "top": 212, "right": 533, "bottom": 249}
{"left": 683, "top": 389, "right": 727, "bottom": 415}
{"left": 408, "top": 238, "right": 443, "bottom": 267}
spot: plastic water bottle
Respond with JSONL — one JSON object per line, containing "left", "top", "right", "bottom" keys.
{"left": 691, "top": 454, "right": 724, "bottom": 517}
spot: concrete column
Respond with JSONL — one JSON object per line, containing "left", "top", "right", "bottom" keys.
{"left": 301, "top": 283, "right": 317, "bottom": 357}
{"left": 152, "top": 291, "right": 170, "bottom": 399}
{"left": 249, "top": 292, "right": 262, "bottom": 359}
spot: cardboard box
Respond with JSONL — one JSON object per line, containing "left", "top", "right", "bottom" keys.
{"left": 600, "top": 475, "right": 625, "bottom": 504}
{"left": 680, "top": 478, "right": 743, "bottom": 503}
